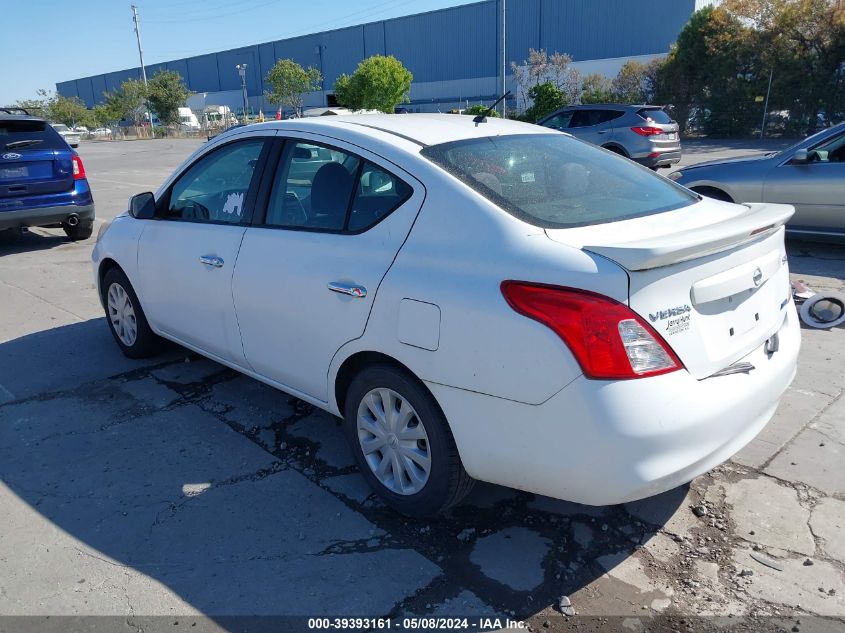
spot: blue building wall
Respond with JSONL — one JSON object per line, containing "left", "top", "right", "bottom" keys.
{"left": 57, "top": 0, "right": 697, "bottom": 108}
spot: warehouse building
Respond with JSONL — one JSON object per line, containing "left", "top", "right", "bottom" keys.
{"left": 57, "top": 0, "right": 714, "bottom": 115}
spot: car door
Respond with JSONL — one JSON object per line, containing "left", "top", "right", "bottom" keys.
{"left": 137, "top": 133, "right": 271, "bottom": 365}
{"left": 568, "top": 108, "right": 613, "bottom": 145}
{"left": 763, "top": 130, "right": 845, "bottom": 232}
{"left": 232, "top": 135, "right": 424, "bottom": 402}
{"left": 539, "top": 109, "right": 574, "bottom": 131}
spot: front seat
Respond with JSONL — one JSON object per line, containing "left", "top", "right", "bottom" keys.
{"left": 310, "top": 162, "right": 355, "bottom": 229}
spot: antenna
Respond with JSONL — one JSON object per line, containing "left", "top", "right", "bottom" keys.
{"left": 473, "top": 91, "right": 511, "bottom": 123}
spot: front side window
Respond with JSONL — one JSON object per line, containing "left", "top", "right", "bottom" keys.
{"left": 540, "top": 111, "right": 573, "bottom": 130}
{"left": 166, "top": 139, "right": 264, "bottom": 223}
{"left": 421, "top": 134, "right": 697, "bottom": 228}
{"left": 265, "top": 140, "right": 411, "bottom": 232}
{"left": 809, "top": 132, "right": 845, "bottom": 163}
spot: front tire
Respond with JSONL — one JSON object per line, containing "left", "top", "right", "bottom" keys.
{"left": 101, "top": 267, "right": 161, "bottom": 358}
{"left": 344, "top": 364, "right": 474, "bottom": 517}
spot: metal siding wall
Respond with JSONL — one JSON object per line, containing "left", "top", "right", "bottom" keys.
{"left": 76, "top": 79, "right": 95, "bottom": 108}
{"left": 216, "top": 47, "right": 260, "bottom": 93}
{"left": 363, "top": 22, "right": 385, "bottom": 58}
{"left": 384, "top": 2, "right": 496, "bottom": 83}
{"left": 58, "top": 0, "right": 698, "bottom": 107}
{"left": 164, "top": 59, "right": 190, "bottom": 85}
{"left": 540, "top": 0, "right": 695, "bottom": 60}
{"left": 56, "top": 81, "right": 78, "bottom": 100}
{"left": 187, "top": 54, "right": 220, "bottom": 92}
{"left": 506, "top": 0, "right": 541, "bottom": 65}
{"left": 274, "top": 34, "right": 323, "bottom": 71}
{"left": 322, "top": 26, "right": 365, "bottom": 85}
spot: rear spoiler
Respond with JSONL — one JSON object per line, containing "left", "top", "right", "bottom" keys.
{"left": 583, "top": 203, "right": 794, "bottom": 271}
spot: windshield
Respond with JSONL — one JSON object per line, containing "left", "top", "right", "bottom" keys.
{"left": 776, "top": 122, "right": 845, "bottom": 158}
{"left": 421, "top": 134, "right": 697, "bottom": 228}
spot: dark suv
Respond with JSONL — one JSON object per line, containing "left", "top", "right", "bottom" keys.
{"left": 0, "top": 108, "right": 94, "bottom": 240}
{"left": 537, "top": 104, "right": 682, "bottom": 169}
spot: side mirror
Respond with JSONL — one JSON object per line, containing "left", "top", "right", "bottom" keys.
{"left": 128, "top": 192, "right": 156, "bottom": 219}
{"left": 792, "top": 149, "right": 809, "bottom": 164}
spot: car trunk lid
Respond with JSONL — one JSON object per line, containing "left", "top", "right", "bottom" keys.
{"left": 546, "top": 200, "right": 794, "bottom": 379}
{"left": 0, "top": 148, "right": 73, "bottom": 198}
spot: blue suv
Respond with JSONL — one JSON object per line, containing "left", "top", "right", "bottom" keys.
{"left": 0, "top": 108, "right": 94, "bottom": 240}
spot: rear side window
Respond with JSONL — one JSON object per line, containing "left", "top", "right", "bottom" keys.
{"left": 599, "top": 110, "right": 625, "bottom": 123}
{"left": 421, "top": 134, "right": 697, "bottom": 228}
{"left": 569, "top": 110, "right": 602, "bottom": 128}
{"left": 348, "top": 162, "right": 412, "bottom": 231}
{"left": 637, "top": 108, "right": 673, "bottom": 124}
{"left": 0, "top": 119, "right": 67, "bottom": 151}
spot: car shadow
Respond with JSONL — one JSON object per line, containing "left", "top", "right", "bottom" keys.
{"left": 0, "top": 319, "right": 688, "bottom": 623}
{"left": 0, "top": 228, "right": 72, "bottom": 256}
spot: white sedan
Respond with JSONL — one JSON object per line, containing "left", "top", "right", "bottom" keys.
{"left": 92, "top": 114, "right": 800, "bottom": 516}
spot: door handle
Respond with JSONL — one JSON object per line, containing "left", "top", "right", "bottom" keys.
{"left": 598, "top": 129, "right": 610, "bottom": 134}
{"left": 328, "top": 281, "right": 367, "bottom": 298}
{"left": 199, "top": 255, "right": 224, "bottom": 268}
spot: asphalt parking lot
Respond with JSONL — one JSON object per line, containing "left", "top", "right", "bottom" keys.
{"left": 0, "top": 137, "right": 843, "bottom": 632}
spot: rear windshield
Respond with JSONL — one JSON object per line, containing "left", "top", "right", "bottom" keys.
{"left": 420, "top": 134, "right": 696, "bottom": 228}
{"left": 637, "top": 108, "right": 673, "bottom": 124}
{"left": 0, "top": 120, "right": 67, "bottom": 151}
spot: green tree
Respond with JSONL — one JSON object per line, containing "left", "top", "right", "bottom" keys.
{"left": 612, "top": 61, "right": 650, "bottom": 104}
{"left": 49, "top": 95, "right": 96, "bottom": 128}
{"left": 524, "top": 82, "right": 566, "bottom": 121}
{"left": 264, "top": 59, "right": 322, "bottom": 118}
{"left": 334, "top": 55, "right": 412, "bottom": 113}
{"left": 580, "top": 73, "right": 615, "bottom": 104}
{"left": 98, "top": 79, "right": 147, "bottom": 126}
{"left": 146, "top": 70, "right": 190, "bottom": 126}
{"left": 462, "top": 104, "right": 500, "bottom": 117}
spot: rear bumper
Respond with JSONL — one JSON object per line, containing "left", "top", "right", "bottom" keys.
{"left": 0, "top": 203, "right": 95, "bottom": 230}
{"left": 635, "top": 149, "right": 682, "bottom": 168}
{"left": 428, "top": 301, "right": 799, "bottom": 506}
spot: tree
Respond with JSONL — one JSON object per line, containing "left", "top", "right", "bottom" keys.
{"left": 334, "top": 55, "right": 412, "bottom": 113}
{"left": 612, "top": 61, "right": 650, "bottom": 104}
{"left": 264, "top": 59, "right": 322, "bottom": 118}
{"left": 512, "top": 49, "right": 581, "bottom": 110}
{"left": 50, "top": 96, "right": 96, "bottom": 128}
{"left": 524, "top": 82, "right": 566, "bottom": 121}
{"left": 462, "top": 104, "right": 499, "bottom": 117}
{"left": 580, "top": 74, "right": 615, "bottom": 104}
{"left": 98, "top": 79, "right": 147, "bottom": 127}
{"left": 146, "top": 70, "right": 190, "bottom": 126}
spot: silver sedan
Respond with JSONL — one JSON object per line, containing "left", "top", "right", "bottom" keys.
{"left": 670, "top": 122, "right": 845, "bottom": 240}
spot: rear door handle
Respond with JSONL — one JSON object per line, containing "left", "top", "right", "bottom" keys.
{"left": 328, "top": 281, "right": 367, "bottom": 298}
{"left": 598, "top": 129, "right": 610, "bottom": 134}
{"left": 199, "top": 255, "right": 224, "bottom": 268}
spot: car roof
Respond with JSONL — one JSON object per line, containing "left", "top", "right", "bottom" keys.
{"left": 0, "top": 114, "right": 47, "bottom": 123}
{"left": 232, "top": 113, "right": 551, "bottom": 147}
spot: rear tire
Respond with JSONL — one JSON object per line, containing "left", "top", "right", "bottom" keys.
{"left": 603, "top": 145, "right": 628, "bottom": 157}
{"left": 63, "top": 221, "right": 94, "bottom": 241}
{"left": 101, "top": 267, "right": 162, "bottom": 359}
{"left": 343, "top": 364, "right": 474, "bottom": 517}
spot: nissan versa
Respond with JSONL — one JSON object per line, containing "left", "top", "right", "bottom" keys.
{"left": 92, "top": 114, "right": 800, "bottom": 517}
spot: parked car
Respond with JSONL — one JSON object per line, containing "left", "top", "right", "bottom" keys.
{"left": 670, "top": 122, "right": 845, "bottom": 240}
{"left": 92, "top": 114, "right": 798, "bottom": 516}
{"left": 50, "top": 123, "right": 81, "bottom": 148}
{"left": 73, "top": 125, "right": 90, "bottom": 135}
{"left": 537, "top": 104, "right": 682, "bottom": 169}
{"left": 1, "top": 108, "right": 94, "bottom": 239}
{"left": 91, "top": 127, "right": 112, "bottom": 138}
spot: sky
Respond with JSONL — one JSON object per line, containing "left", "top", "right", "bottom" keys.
{"left": 0, "top": 0, "right": 479, "bottom": 106}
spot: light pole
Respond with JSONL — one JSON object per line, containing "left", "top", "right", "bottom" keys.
{"left": 236, "top": 64, "right": 249, "bottom": 123}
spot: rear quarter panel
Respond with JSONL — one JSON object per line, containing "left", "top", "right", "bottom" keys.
{"left": 330, "top": 163, "right": 630, "bottom": 408}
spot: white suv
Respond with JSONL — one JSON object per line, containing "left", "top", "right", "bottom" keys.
{"left": 92, "top": 114, "right": 799, "bottom": 516}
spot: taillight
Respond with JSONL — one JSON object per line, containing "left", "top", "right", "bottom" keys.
{"left": 500, "top": 281, "right": 683, "bottom": 380}
{"left": 631, "top": 126, "right": 664, "bottom": 136}
{"left": 72, "top": 155, "right": 86, "bottom": 180}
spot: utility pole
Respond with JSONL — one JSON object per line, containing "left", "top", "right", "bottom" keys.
{"left": 760, "top": 68, "right": 773, "bottom": 140}
{"left": 501, "top": 0, "right": 507, "bottom": 118}
{"left": 131, "top": 5, "right": 152, "bottom": 130}
{"left": 236, "top": 64, "right": 249, "bottom": 123}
